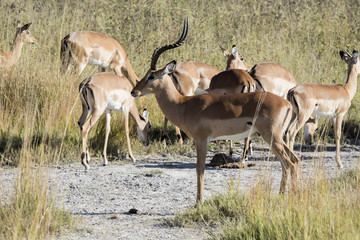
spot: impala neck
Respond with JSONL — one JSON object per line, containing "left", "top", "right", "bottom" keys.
{"left": 123, "top": 58, "right": 139, "bottom": 87}
{"left": 129, "top": 106, "right": 146, "bottom": 130}
{"left": 153, "top": 75, "right": 184, "bottom": 122}
{"left": 344, "top": 63, "right": 359, "bottom": 100}
{"left": 10, "top": 35, "right": 24, "bottom": 65}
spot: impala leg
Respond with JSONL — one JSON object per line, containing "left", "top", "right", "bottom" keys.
{"left": 76, "top": 62, "right": 87, "bottom": 77}
{"left": 80, "top": 109, "right": 103, "bottom": 170}
{"left": 124, "top": 110, "right": 136, "bottom": 163}
{"left": 288, "top": 113, "right": 310, "bottom": 151}
{"left": 229, "top": 140, "right": 233, "bottom": 157}
{"left": 78, "top": 101, "right": 89, "bottom": 129}
{"left": 175, "top": 126, "right": 183, "bottom": 145}
{"left": 333, "top": 114, "right": 344, "bottom": 169}
{"left": 102, "top": 110, "right": 111, "bottom": 166}
{"left": 283, "top": 143, "right": 300, "bottom": 191}
{"left": 271, "top": 140, "right": 292, "bottom": 193}
{"left": 113, "top": 66, "right": 124, "bottom": 77}
{"left": 194, "top": 138, "right": 208, "bottom": 204}
{"left": 240, "top": 138, "right": 252, "bottom": 163}
{"left": 161, "top": 117, "right": 169, "bottom": 142}
{"left": 260, "top": 128, "right": 298, "bottom": 194}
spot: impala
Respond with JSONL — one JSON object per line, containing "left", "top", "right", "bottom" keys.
{"left": 221, "top": 45, "right": 297, "bottom": 97}
{"left": 220, "top": 45, "right": 251, "bottom": 71}
{"left": 206, "top": 68, "right": 256, "bottom": 160}
{"left": 0, "top": 22, "right": 37, "bottom": 70}
{"left": 78, "top": 72, "right": 150, "bottom": 170}
{"left": 60, "top": 31, "right": 139, "bottom": 86}
{"left": 216, "top": 45, "right": 298, "bottom": 160}
{"left": 287, "top": 50, "right": 360, "bottom": 169}
{"left": 161, "top": 59, "right": 220, "bottom": 144}
{"left": 131, "top": 20, "right": 300, "bottom": 203}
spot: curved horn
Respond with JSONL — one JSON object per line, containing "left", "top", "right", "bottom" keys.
{"left": 150, "top": 19, "right": 188, "bottom": 70}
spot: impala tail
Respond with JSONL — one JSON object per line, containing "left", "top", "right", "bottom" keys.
{"left": 60, "top": 34, "right": 70, "bottom": 74}
{"left": 78, "top": 77, "right": 94, "bottom": 128}
{"left": 286, "top": 88, "right": 299, "bottom": 136}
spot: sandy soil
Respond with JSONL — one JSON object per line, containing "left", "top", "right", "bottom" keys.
{"left": 1, "top": 142, "right": 359, "bottom": 239}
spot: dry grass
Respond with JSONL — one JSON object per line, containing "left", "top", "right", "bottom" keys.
{"left": 168, "top": 163, "right": 360, "bottom": 239}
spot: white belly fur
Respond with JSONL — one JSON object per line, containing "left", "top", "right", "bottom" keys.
{"left": 312, "top": 107, "right": 336, "bottom": 118}
{"left": 89, "top": 58, "right": 108, "bottom": 68}
{"left": 208, "top": 128, "right": 255, "bottom": 142}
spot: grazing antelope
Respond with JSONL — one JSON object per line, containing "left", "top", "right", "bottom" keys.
{"left": 287, "top": 50, "right": 360, "bottom": 169}
{"left": 0, "top": 22, "right": 37, "bottom": 70}
{"left": 131, "top": 20, "right": 300, "bottom": 203}
{"left": 60, "top": 31, "right": 139, "bottom": 86}
{"left": 78, "top": 72, "right": 151, "bottom": 170}
{"left": 161, "top": 60, "right": 220, "bottom": 144}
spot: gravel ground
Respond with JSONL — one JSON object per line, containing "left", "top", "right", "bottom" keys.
{"left": 1, "top": 142, "right": 359, "bottom": 239}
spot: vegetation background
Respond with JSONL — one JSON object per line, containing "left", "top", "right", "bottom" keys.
{"left": 1, "top": 0, "right": 360, "bottom": 238}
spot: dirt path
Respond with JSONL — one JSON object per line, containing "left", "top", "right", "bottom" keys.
{"left": 1, "top": 143, "right": 359, "bottom": 239}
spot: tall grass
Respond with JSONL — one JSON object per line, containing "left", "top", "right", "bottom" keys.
{"left": 169, "top": 164, "right": 360, "bottom": 239}
{"left": 0, "top": 155, "right": 74, "bottom": 239}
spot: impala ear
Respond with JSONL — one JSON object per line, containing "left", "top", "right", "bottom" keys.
{"left": 163, "top": 60, "right": 176, "bottom": 75}
{"left": 142, "top": 109, "right": 149, "bottom": 122}
{"left": 220, "top": 46, "right": 231, "bottom": 57}
{"left": 340, "top": 50, "right": 351, "bottom": 63}
{"left": 352, "top": 50, "right": 359, "bottom": 60}
{"left": 231, "top": 45, "right": 239, "bottom": 58}
{"left": 20, "top": 23, "right": 32, "bottom": 32}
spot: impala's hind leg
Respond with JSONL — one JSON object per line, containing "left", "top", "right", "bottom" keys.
{"left": 260, "top": 128, "right": 299, "bottom": 193}
{"left": 333, "top": 114, "right": 345, "bottom": 169}
{"left": 80, "top": 108, "right": 103, "bottom": 170}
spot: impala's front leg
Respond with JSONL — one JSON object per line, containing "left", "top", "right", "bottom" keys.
{"left": 175, "top": 126, "right": 183, "bottom": 145}
{"left": 334, "top": 114, "right": 345, "bottom": 169}
{"left": 194, "top": 138, "right": 208, "bottom": 204}
{"left": 102, "top": 110, "right": 111, "bottom": 166}
{"left": 124, "top": 110, "right": 136, "bottom": 163}
{"left": 161, "top": 117, "right": 169, "bottom": 142}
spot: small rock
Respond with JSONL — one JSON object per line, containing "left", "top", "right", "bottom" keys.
{"left": 208, "top": 153, "right": 253, "bottom": 168}
{"left": 129, "top": 208, "right": 138, "bottom": 214}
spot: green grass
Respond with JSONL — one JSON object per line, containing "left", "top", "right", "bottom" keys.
{"left": 168, "top": 164, "right": 360, "bottom": 239}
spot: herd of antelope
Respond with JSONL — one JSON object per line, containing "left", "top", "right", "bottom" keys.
{"left": 1, "top": 20, "right": 359, "bottom": 203}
